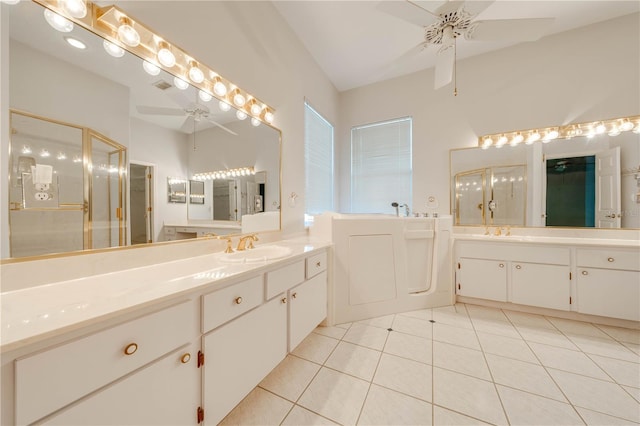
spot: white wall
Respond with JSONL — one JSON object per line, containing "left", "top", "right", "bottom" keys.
{"left": 0, "top": 4, "right": 9, "bottom": 258}
{"left": 337, "top": 13, "right": 640, "bottom": 216}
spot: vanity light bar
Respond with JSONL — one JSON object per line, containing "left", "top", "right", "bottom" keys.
{"left": 32, "top": 0, "right": 276, "bottom": 126}
{"left": 478, "top": 115, "right": 640, "bottom": 149}
{"left": 192, "top": 167, "right": 255, "bottom": 181}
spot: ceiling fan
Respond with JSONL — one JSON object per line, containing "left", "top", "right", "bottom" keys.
{"left": 378, "top": 0, "right": 554, "bottom": 93}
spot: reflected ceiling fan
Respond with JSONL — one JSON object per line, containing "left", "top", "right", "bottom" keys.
{"left": 378, "top": 0, "right": 554, "bottom": 94}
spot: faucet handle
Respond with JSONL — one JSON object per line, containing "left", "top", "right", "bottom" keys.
{"left": 506, "top": 226, "right": 511, "bottom": 236}
{"left": 216, "top": 236, "right": 234, "bottom": 253}
{"left": 494, "top": 227, "right": 502, "bottom": 236}
{"left": 484, "top": 226, "right": 490, "bottom": 235}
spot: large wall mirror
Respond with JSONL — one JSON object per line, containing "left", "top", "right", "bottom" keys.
{"left": 3, "top": 0, "right": 281, "bottom": 260}
{"left": 450, "top": 129, "right": 640, "bottom": 229}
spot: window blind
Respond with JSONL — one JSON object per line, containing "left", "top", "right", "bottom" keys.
{"left": 304, "top": 101, "right": 334, "bottom": 221}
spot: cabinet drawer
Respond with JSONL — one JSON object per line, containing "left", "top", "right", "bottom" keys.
{"left": 576, "top": 248, "right": 640, "bottom": 271}
{"left": 164, "top": 226, "right": 176, "bottom": 236}
{"left": 265, "top": 260, "right": 305, "bottom": 300}
{"left": 456, "top": 241, "right": 569, "bottom": 265}
{"left": 202, "top": 275, "right": 263, "bottom": 333}
{"left": 306, "top": 251, "right": 327, "bottom": 279}
{"left": 15, "top": 300, "right": 196, "bottom": 426}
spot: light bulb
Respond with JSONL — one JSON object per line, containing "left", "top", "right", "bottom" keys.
{"left": 142, "top": 60, "right": 160, "bottom": 76}
{"left": 251, "top": 118, "right": 261, "bottom": 127}
{"left": 236, "top": 110, "right": 247, "bottom": 120}
{"left": 44, "top": 9, "right": 74, "bottom": 33}
{"left": 496, "top": 135, "right": 508, "bottom": 147}
{"left": 199, "top": 90, "right": 212, "bottom": 102}
{"left": 62, "top": 0, "right": 86, "bottom": 18}
{"left": 620, "top": 120, "right": 634, "bottom": 132}
{"left": 482, "top": 136, "right": 492, "bottom": 147}
{"left": 595, "top": 123, "right": 606, "bottom": 134}
{"left": 40, "top": 149, "right": 50, "bottom": 158}
{"left": 103, "top": 40, "right": 125, "bottom": 58}
{"left": 213, "top": 80, "right": 227, "bottom": 97}
{"left": 173, "top": 77, "right": 189, "bottom": 90}
{"left": 117, "top": 18, "right": 140, "bottom": 47}
{"left": 157, "top": 42, "right": 175, "bottom": 67}
{"left": 264, "top": 110, "right": 274, "bottom": 123}
{"left": 633, "top": 123, "right": 640, "bottom": 134}
{"left": 481, "top": 145, "right": 490, "bottom": 150}
{"left": 21, "top": 146, "right": 32, "bottom": 154}
{"left": 1, "top": 0, "right": 21, "bottom": 4}
{"left": 65, "top": 36, "right": 86, "bottom": 49}
{"left": 608, "top": 126, "right": 620, "bottom": 136}
{"left": 544, "top": 129, "right": 559, "bottom": 141}
{"left": 188, "top": 61, "right": 204, "bottom": 83}
{"left": 526, "top": 131, "right": 540, "bottom": 144}
{"left": 232, "top": 91, "right": 246, "bottom": 107}
{"left": 218, "top": 101, "right": 231, "bottom": 112}
{"left": 57, "top": 152, "right": 67, "bottom": 160}
{"left": 586, "top": 128, "right": 596, "bottom": 139}
{"left": 250, "top": 102, "right": 263, "bottom": 116}
{"left": 510, "top": 133, "right": 524, "bottom": 146}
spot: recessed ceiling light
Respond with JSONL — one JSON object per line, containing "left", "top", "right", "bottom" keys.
{"left": 64, "top": 36, "right": 86, "bottom": 50}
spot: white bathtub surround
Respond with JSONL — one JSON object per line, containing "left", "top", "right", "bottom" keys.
{"left": 310, "top": 213, "right": 454, "bottom": 324}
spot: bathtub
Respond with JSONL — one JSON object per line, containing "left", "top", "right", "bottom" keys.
{"left": 310, "top": 212, "right": 454, "bottom": 325}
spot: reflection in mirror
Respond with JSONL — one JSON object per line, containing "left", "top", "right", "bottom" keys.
{"left": 451, "top": 130, "right": 640, "bottom": 229}
{"left": 168, "top": 178, "right": 187, "bottom": 203}
{"left": 189, "top": 180, "right": 205, "bottom": 205}
{"left": 4, "top": 0, "right": 281, "bottom": 260}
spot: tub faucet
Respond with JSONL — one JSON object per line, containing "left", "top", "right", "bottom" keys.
{"left": 391, "top": 202, "right": 409, "bottom": 217}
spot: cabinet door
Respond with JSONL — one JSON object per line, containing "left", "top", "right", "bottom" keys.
{"left": 577, "top": 268, "right": 640, "bottom": 321}
{"left": 457, "top": 258, "right": 507, "bottom": 301}
{"left": 203, "top": 295, "right": 287, "bottom": 425}
{"left": 44, "top": 343, "right": 200, "bottom": 425}
{"left": 289, "top": 271, "right": 327, "bottom": 351}
{"left": 511, "top": 262, "right": 570, "bottom": 311}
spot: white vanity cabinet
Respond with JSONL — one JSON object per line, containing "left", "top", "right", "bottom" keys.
{"left": 576, "top": 247, "right": 640, "bottom": 321}
{"left": 511, "top": 262, "right": 570, "bottom": 311}
{"left": 456, "top": 258, "right": 508, "bottom": 301}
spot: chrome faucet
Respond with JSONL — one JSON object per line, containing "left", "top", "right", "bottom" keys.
{"left": 391, "top": 202, "right": 409, "bottom": 217}
{"left": 237, "top": 234, "right": 259, "bottom": 251}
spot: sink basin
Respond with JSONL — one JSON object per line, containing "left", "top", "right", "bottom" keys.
{"left": 219, "top": 245, "right": 292, "bottom": 263}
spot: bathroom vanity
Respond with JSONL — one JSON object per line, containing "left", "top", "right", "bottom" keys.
{"left": 0, "top": 239, "right": 328, "bottom": 425}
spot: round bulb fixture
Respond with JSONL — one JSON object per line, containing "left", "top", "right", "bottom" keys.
{"left": 620, "top": 120, "right": 634, "bottom": 132}
{"left": 608, "top": 126, "right": 620, "bottom": 136}
{"left": 263, "top": 110, "right": 274, "bottom": 123}
{"left": 236, "top": 110, "right": 247, "bottom": 120}
{"left": 213, "top": 80, "right": 227, "bottom": 97}
{"left": 44, "top": 9, "right": 74, "bottom": 33}
{"left": 65, "top": 36, "right": 86, "bottom": 49}
{"left": 232, "top": 91, "right": 246, "bottom": 107}
{"left": 142, "top": 60, "right": 160, "bottom": 76}
{"left": 586, "top": 128, "right": 596, "bottom": 138}
{"left": 595, "top": 123, "right": 606, "bottom": 134}
{"left": 218, "top": 101, "right": 231, "bottom": 112}
{"left": 482, "top": 136, "right": 492, "bottom": 146}
{"left": 251, "top": 118, "right": 261, "bottom": 127}
{"left": 633, "top": 123, "right": 640, "bottom": 134}
{"left": 57, "top": 152, "right": 67, "bottom": 160}
{"left": 496, "top": 135, "right": 508, "bottom": 146}
{"left": 526, "top": 131, "right": 541, "bottom": 144}
{"left": 21, "top": 146, "right": 32, "bottom": 154}
{"left": 510, "top": 133, "right": 524, "bottom": 146}
{"left": 1, "top": 0, "right": 21, "bottom": 4}
{"left": 199, "top": 90, "right": 212, "bottom": 102}
{"left": 481, "top": 144, "right": 490, "bottom": 150}
{"left": 173, "top": 76, "right": 189, "bottom": 90}
{"left": 188, "top": 61, "right": 204, "bottom": 83}
{"left": 40, "top": 149, "right": 50, "bottom": 158}
{"left": 103, "top": 40, "right": 125, "bottom": 58}
{"left": 62, "top": 0, "right": 87, "bottom": 18}
{"left": 544, "top": 129, "right": 559, "bottom": 141}
{"left": 157, "top": 42, "right": 176, "bottom": 67}
{"left": 117, "top": 18, "right": 140, "bottom": 47}
{"left": 250, "top": 102, "right": 263, "bottom": 116}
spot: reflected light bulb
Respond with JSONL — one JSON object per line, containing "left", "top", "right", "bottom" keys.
{"left": 236, "top": 110, "right": 247, "bottom": 120}
{"left": 103, "top": 40, "right": 124, "bottom": 57}
{"left": 218, "top": 101, "right": 231, "bottom": 112}
{"left": 251, "top": 118, "right": 261, "bottom": 127}
{"left": 620, "top": 120, "right": 634, "bottom": 132}
{"left": 1, "top": 0, "right": 21, "bottom": 4}
{"left": 142, "top": 60, "right": 160, "bottom": 76}
{"left": 199, "top": 90, "right": 212, "bottom": 102}
{"left": 44, "top": 9, "right": 73, "bottom": 33}
{"left": 608, "top": 126, "right": 620, "bottom": 136}
{"left": 173, "top": 77, "right": 189, "bottom": 90}
{"left": 117, "top": 18, "right": 140, "bottom": 47}
{"left": 595, "top": 123, "right": 606, "bottom": 134}
{"left": 65, "top": 36, "right": 86, "bottom": 49}
{"left": 62, "top": 0, "right": 86, "bottom": 18}
{"left": 157, "top": 43, "right": 175, "bottom": 67}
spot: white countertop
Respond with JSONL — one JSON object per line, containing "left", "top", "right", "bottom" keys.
{"left": 453, "top": 234, "right": 640, "bottom": 248}
{"left": 0, "top": 238, "right": 330, "bottom": 353}
{"left": 164, "top": 222, "right": 241, "bottom": 229}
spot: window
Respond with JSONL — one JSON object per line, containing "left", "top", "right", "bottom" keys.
{"left": 351, "top": 117, "right": 412, "bottom": 213}
{"left": 304, "top": 101, "right": 334, "bottom": 225}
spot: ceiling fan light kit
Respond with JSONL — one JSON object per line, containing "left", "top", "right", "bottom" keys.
{"left": 26, "top": 0, "right": 276, "bottom": 125}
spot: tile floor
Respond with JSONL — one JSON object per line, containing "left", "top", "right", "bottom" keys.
{"left": 219, "top": 303, "right": 640, "bottom": 425}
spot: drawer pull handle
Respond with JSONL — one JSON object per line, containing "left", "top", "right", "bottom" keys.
{"left": 316, "top": 261, "right": 321, "bottom": 267}
{"left": 124, "top": 343, "right": 138, "bottom": 356}
{"left": 607, "top": 257, "right": 615, "bottom": 263}
{"left": 281, "top": 297, "right": 287, "bottom": 304}
{"left": 292, "top": 292, "right": 298, "bottom": 299}
{"left": 499, "top": 263, "right": 504, "bottom": 268}
{"left": 235, "top": 296, "right": 243, "bottom": 305}
{"left": 181, "top": 353, "right": 191, "bottom": 364}
{"left": 515, "top": 265, "right": 522, "bottom": 270}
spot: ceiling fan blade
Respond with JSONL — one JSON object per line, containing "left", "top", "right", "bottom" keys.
{"left": 202, "top": 117, "right": 239, "bottom": 136}
{"left": 136, "top": 106, "right": 185, "bottom": 116}
{"left": 434, "top": 0, "right": 465, "bottom": 16}
{"left": 466, "top": 18, "right": 554, "bottom": 42}
{"left": 434, "top": 44, "right": 455, "bottom": 89}
{"left": 165, "top": 88, "right": 194, "bottom": 109}
{"left": 376, "top": 1, "right": 440, "bottom": 27}
{"left": 460, "top": 1, "right": 494, "bottom": 18}
{"left": 180, "top": 116, "right": 196, "bottom": 134}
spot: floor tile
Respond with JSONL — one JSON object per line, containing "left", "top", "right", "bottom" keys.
{"left": 358, "top": 384, "right": 432, "bottom": 425}
{"left": 575, "top": 407, "right": 638, "bottom": 426}
{"left": 503, "top": 310, "right": 556, "bottom": 330}
{"left": 433, "top": 341, "right": 492, "bottom": 380}
{"left": 281, "top": 406, "right": 338, "bottom": 425}
{"left": 292, "top": 333, "right": 340, "bottom": 365}
{"left": 485, "top": 353, "right": 566, "bottom": 401}
{"left": 335, "top": 322, "right": 352, "bottom": 329}
{"left": 391, "top": 315, "right": 433, "bottom": 339}
{"left": 623, "top": 342, "right": 640, "bottom": 356}
{"left": 589, "top": 354, "right": 640, "bottom": 388}
{"left": 497, "top": 385, "right": 584, "bottom": 426}
{"left": 433, "top": 367, "right": 507, "bottom": 425}
{"left": 547, "top": 317, "right": 611, "bottom": 339}
{"left": 313, "top": 325, "right": 348, "bottom": 340}
{"left": 433, "top": 322, "right": 481, "bottom": 350}
{"left": 398, "top": 308, "right": 432, "bottom": 322}
{"left": 471, "top": 317, "right": 521, "bottom": 339}
{"left": 325, "top": 341, "right": 381, "bottom": 381}
{"left": 477, "top": 331, "right": 539, "bottom": 364}
{"left": 622, "top": 385, "right": 640, "bottom": 403}
{"left": 516, "top": 325, "right": 579, "bottom": 350}
{"left": 528, "top": 342, "right": 610, "bottom": 381}
{"left": 433, "top": 406, "right": 491, "bottom": 425}
{"left": 298, "top": 367, "right": 369, "bottom": 426}
{"left": 219, "top": 387, "right": 293, "bottom": 426}
{"left": 356, "top": 314, "right": 395, "bottom": 329}
{"left": 259, "top": 355, "right": 321, "bottom": 402}
{"left": 373, "top": 353, "right": 432, "bottom": 402}
{"left": 568, "top": 334, "right": 639, "bottom": 362}
{"left": 595, "top": 324, "right": 640, "bottom": 345}
{"left": 383, "top": 329, "right": 432, "bottom": 365}
{"left": 432, "top": 304, "right": 474, "bottom": 329}
{"left": 466, "top": 304, "right": 509, "bottom": 322}
{"left": 342, "top": 323, "right": 390, "bottom": 351}
{"left": 549, "top": 368, "right": 640, "bottom": 422}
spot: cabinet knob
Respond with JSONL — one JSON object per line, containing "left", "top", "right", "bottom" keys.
{"left": 515, "top": 265, "right": 522, "bottom": 270}
{"left": 292, "top": 292, "right": 298, "bottom": 299}
{"left": 316, "top": 261, "right": 321, "bottom": 267}
{"left": 181, "top": 353, "right": 191, "bottom": 364}
{"left": 281, "top": 297, "right": 287, "bottom": 304}
{"left": 235, "top": 296, "right": 243, "bottom": 305}
{"left": 124, "top": 343, "right": 138, "bottom": 356}
{"left": 607, "top": 257, "right": 615, "bottom": 263}
{"left": 582, "top": 270, "right": 589, "bottom": 275}
{"left": 498, "top": 263, "right": 505, "bottom": 268}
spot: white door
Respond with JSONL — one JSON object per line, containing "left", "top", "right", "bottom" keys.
{"left": 144, "top": 166, "right": 153, "bottom": 243}
{"left": 595, "top": 147, "right": 621, "bottom": 228}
